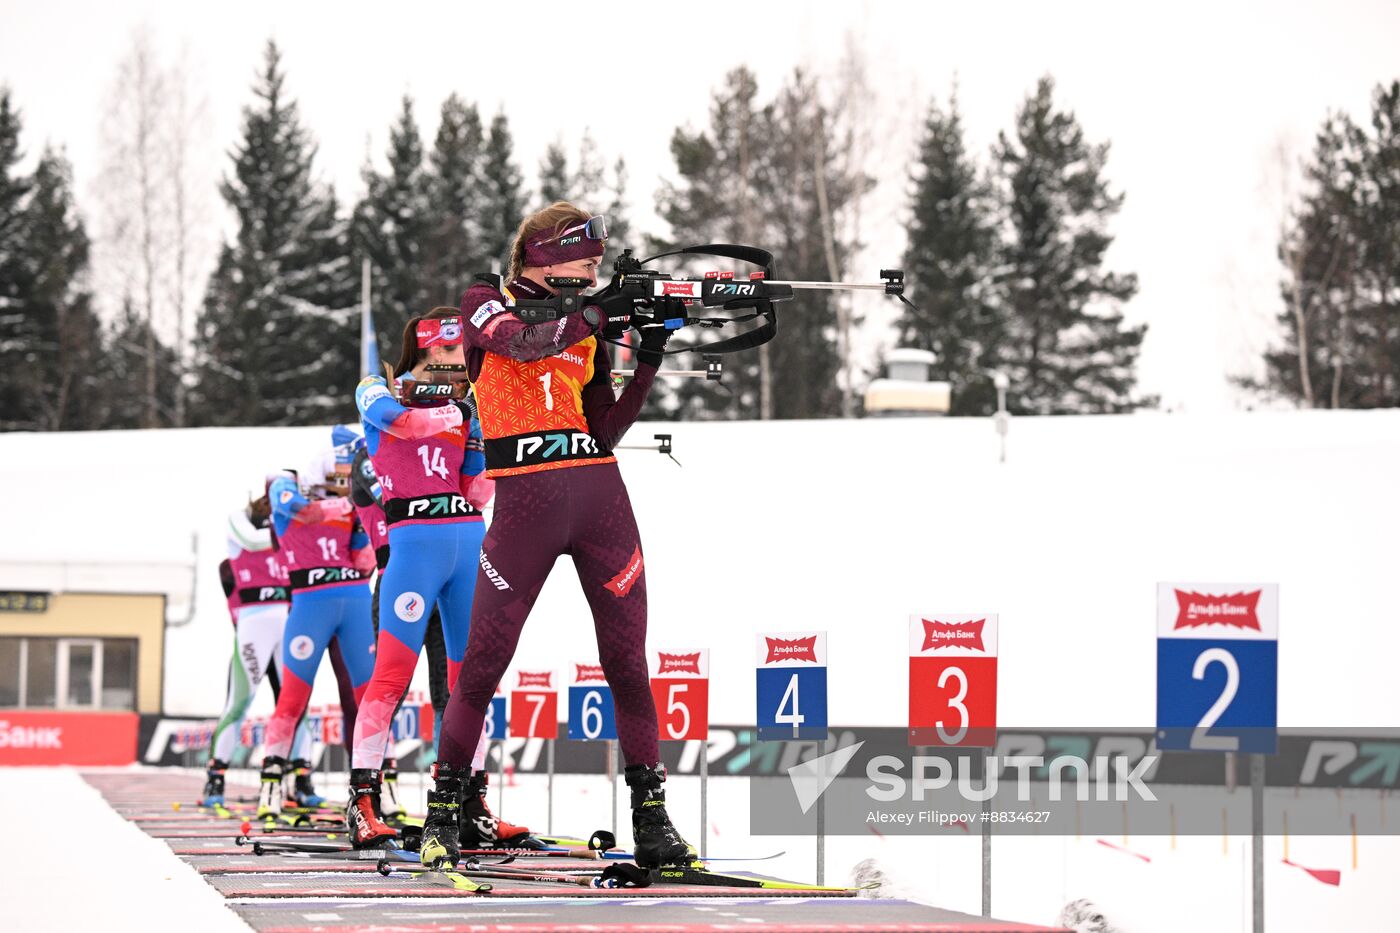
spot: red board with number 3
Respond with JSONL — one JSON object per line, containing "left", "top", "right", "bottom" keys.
{"left": 908, "top": 614, "right": 998, "bottom": 747}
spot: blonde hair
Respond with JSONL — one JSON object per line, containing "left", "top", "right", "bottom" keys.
{"left": 507, "top": 201, "right": 594, "bottom": 281}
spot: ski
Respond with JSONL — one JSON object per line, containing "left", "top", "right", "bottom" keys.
{"left": 650, "top": 865, "right": 874, "bottom": 892}
{"left": 378, "top": 865, "right": 493, "bottom": 893}
{"left": 248, "top": 839, "right": 419, "bottom": 860}
{"left": 377, "top": 859, "right": 643, "bottom": 889}
{"left": 241, "top": 833, "right": 785, "bottom": 865}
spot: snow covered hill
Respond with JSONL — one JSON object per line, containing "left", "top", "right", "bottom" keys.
{"left": 1, "top": 409, "right": 1396, "bottom": 726}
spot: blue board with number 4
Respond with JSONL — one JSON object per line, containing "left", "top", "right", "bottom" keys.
{"left": 756, "top": 667, "right": 828, "bottom": 741}
{"left": 568, "top": 684, "right": 617, "bottom": 741}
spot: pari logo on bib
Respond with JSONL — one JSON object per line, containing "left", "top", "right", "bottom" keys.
{"left": 394, "top": 591, "right": 426, "bottom": 623}
{"left": 289, "top": 635, "right": 315, "bottom": 661}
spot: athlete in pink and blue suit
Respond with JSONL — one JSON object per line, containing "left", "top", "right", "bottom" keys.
{"left": 343, "top": 308, "right": 495, "bottom": 847}
{"left": 255, "top": 437, "right": 377, "bottom": 818}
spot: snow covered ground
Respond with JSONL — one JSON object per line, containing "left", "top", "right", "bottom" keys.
{"left": 2, "top": 409, "right": 1399, "bottom": 929}
{"left": 0, "top": 767, "right": 249, "bottom": 932}
{"left": 4, "top": 762, "right": 1394, "bottom": 932}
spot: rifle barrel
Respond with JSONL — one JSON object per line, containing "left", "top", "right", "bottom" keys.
{"left": 764, "top": 280, "right": 889, "bottom": 291}
{"left": 612, "top": 369, "right": 711, "bottom": 379}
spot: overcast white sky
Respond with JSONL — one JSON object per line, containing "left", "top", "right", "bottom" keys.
{"left": 3, "top": 0, "right": 1398, "bottom": 412}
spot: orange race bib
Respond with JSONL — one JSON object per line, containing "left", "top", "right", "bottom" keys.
{"left": 474, "top": 335, "right": 617, "bottom": 478}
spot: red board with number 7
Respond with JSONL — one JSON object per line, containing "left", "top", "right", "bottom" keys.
{"left": 908, "top": 614, "right": 998, "bottom": 747}
{"left": 508, "top": 669, "right": 558, "bottom": 739}
{"left": 650, "top": 649, "right": 709, "bottom": 740}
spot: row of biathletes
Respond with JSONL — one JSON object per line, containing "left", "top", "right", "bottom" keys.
{"left": 202, "top": 201, "right": 700, "bottom": 871}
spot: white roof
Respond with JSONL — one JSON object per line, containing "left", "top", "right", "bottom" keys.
{"left": 0, "top": 555, "right": 197, "bottom": 625}
{"left": 885, "top": 347, "right": 937, "bottom": 366}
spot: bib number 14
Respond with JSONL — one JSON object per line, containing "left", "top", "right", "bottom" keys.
{"left": 417, "top": 444, "right": 450, "bottom": 479}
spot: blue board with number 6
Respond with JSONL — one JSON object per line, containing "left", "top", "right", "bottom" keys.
{"left": 567, "top": 664, "right": 617, "bottom": 741}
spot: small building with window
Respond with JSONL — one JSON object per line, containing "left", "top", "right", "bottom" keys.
{"left": 863, "top": 348, "right": 951, "bottom": 416}
{"left": 0, "top": 557, "right": 194, "bottom": 764}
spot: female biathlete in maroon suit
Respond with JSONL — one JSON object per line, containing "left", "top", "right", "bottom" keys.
{"left": 420, "top": 202, "right": 689, "bottom": 869}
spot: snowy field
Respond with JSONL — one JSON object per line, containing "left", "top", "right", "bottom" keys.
{"left": 2, "top": 409, "right": 1399, "bottom": 930}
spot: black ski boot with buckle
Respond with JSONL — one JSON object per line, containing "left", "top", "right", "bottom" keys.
{"left": 625, "top": 763, "right": 695, "bottom": 868}
{"left": 201, "top": 759, "right": 228, "bottom": 807}
{"left": 419, "top": 762, "right": 467, "bottom": 869}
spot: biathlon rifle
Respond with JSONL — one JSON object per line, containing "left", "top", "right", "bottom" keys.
{"left": 511, "top": 243, "right": 915, "bottom": 382}
{"left": 385, "top": 362, "right": 472, "bottom": 405}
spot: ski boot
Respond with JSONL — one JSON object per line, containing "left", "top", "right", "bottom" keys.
{"left": 345, "top": 768, "right": 399, "bottom": 849}
{"left": 201, "top": 759, "right": 227, "bottom": 807}
{"left": 290, "top": 758, "right": 327, "bottom": 808}
{"left": 380, "top": 757, "right": 408, "bottom": 826}
{"left": 419, "top": 762, "right": 467, "bottom": 869}
{"left": 256, "top": 756, "right": 286, "bottom": 819}
{"left": 626, "top": 763, "right": 695, "bottom": 868}
{"left": 460, "top": 769, "right": 545, "bottom": 849}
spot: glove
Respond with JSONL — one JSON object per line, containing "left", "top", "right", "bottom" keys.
{"left": 352, "top": 547, "right": 378, "bottom": 577}
{"left": 636, "top": 324, "right": 672, "bottom": 368}
{"left": 295, "top": 495, "right": 354, "bottom": 524}
{"left": 583, "top": 289, "right": 636, "bottom": 339}
{"left": 460, "top": 473, "right": 496, "bottom": 511}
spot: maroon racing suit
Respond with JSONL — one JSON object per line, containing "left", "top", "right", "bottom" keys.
{"left": 437, "top": 275, "right": 662, "bottom": 769}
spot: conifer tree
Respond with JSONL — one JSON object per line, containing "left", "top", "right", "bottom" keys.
{"left": 191, "top": 41, "right": 357, "bottom": 426}
{"left": 23, "top": 149, "right": 104, "bottom": 430}
{"left": 655, "top": 68, "right": 772, "bottom": 420}
{"left": 0, "top": 89, "right": 35, "bottom": 429}
{"left": 104, "top": 295, "right": 180, "bottom": 429}
{"left": 992, "top": 76, "right": 1145, "bottom": 414}
{"left": 601, "top": 156, "right": 633, "bottom": 251}
{"left": 1262, "top": 80, "right": 1400, "bottom": 407}
{"left": 477, "top": 112, "right": 526, "bottom": 271}
{"left": 763, "top": 69, "right": 864, "bottom": 419}
{"left": 352, "top": 95, "right": 432, "bottom": 357}
{"left": 900, "top": 91, "right": 1000, "bottom": 415}
{"left": 1264, "top": 113, "right": 1363, "bottom": 407}
{"left": 657, "top": 68, "right": 866, "bottom": 420}
{"left": 537, "top": 141, "right": 570, "bottom": 207}
{"left": 423, "top": 93, "right": 486, "bottom": 304}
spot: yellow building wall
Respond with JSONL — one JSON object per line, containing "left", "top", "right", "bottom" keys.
{"left": 0, "top": 593, "right": 165, "bottom": 714}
